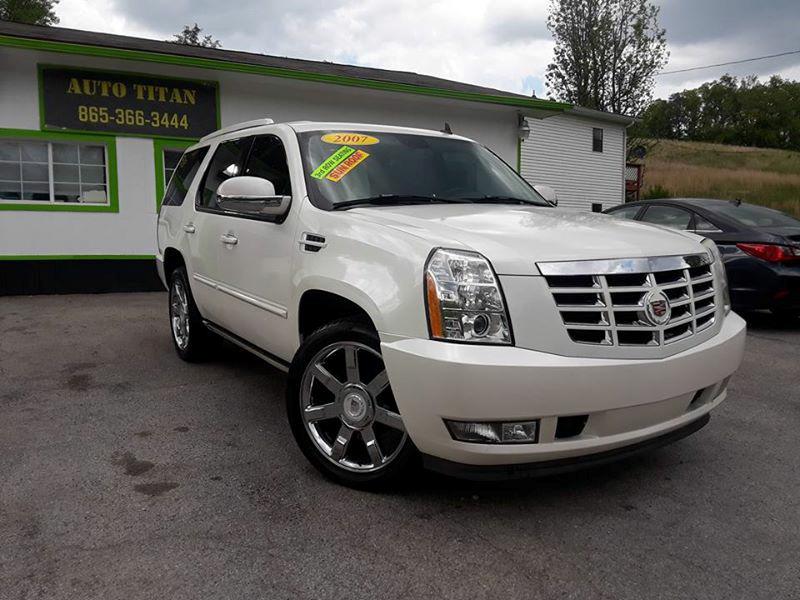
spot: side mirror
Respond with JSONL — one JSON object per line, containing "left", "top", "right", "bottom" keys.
{"left": 216, "top": 176, "right": 290, "bottom": 218}
{"left": 533, "top": 184, "right": 558, "bottom": 206}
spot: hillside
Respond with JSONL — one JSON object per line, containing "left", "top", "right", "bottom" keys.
{"left": 639, "top": 140, "right": 800, "bottom": 217}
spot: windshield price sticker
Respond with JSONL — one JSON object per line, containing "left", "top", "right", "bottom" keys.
{"left": 321, "top": 133, "right": 380, "bottom": 146}
{"left": 311, "top": 146, "right": 356, "bottom": 179}
{"left": 326, "top": 149, "right": 369, "bottom": 182}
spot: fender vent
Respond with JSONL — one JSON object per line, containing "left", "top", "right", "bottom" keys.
{"left": 300, "top": 233, "right": 326, "bottom": 253}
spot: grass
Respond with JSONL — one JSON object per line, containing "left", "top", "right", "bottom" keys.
{"left": 639, "top": 140, "right": 800, "bottom": 217}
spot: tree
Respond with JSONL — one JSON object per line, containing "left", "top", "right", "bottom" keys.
{"left": 632, "top": 75, "right": 800, "bottom": 151}
{"left": 0, "top": 0, "right": 59, "bottom": 25}
{"left": 545, "top": 0, "right": 668, "bottom": 116}
{"left": 170, "top": 24, "right": 221, "bottom": 49}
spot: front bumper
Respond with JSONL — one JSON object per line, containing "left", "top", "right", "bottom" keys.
{"left": 380, "top": 312, "right": 746, "bottom": 468}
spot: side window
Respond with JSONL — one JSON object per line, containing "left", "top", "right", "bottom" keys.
{"left": 245, "top": 135, "right": 292, "bottom": 196}
{"left": 693, "top": 215, "right": 721, "bottom": 232}
{"left": 608, "top": 204, "right": 641, "bottom": 220}
{"left": 197, "top": 137, "right": 253, "bottom": 209}
{"left": 640, "top": 205, "right": 692, "bottom": 230}
{"left": 592, "top": 128, "right": 603, "bottom": 152}
{"left": 162, "top": 148, "right": 207, "bottom": 207}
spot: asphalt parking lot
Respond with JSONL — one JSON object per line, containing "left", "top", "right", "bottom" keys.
{"left": 1, "top": 292, "right": 798, "bottom": 600}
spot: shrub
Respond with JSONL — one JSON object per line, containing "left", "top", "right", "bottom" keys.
{"left": 642, "top": 184, "right": 672, "bottom": 199}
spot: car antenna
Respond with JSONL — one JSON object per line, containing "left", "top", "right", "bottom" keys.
{"left": 441, "top": 122, "right": 453, "bottom": 134}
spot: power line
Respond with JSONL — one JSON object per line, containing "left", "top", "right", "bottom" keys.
{"left": 657, "top": 49, "right": 800, "bottom": 76}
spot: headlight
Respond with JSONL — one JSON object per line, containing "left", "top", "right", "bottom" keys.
{"left": 702, "top": 238, "right": 731, "bottom": 315}
{"left": 425, "top": 248, "right": 512, "bottom": 344}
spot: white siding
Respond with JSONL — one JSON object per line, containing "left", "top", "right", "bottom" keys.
{"left": 0, "top": 46, "right": 519, "bottom": 258}
{"left": 520, "top": 113, "right": 626, "bottom": 212}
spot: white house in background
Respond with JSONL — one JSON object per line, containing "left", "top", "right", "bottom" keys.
{"left": 0, "top": 21, "right": 632, "bottom": 294}
{"left": 520, "top": 107, "right": 635, "bottom": 212}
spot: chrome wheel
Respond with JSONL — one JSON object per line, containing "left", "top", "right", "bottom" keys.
{"left": 300, "top": 341, "right": 406, "bottom": 473}
{"left": 170, "top": 278, "right": 190, "bottom": 350}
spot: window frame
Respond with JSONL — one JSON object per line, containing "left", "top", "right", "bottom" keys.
{"left": 592, "top": 127, "right": 604, "bottom": 153}
{"left": 194, "top": 134, "right": 293, "bottom": 224}
{"left": 0, "top": 129, "right": 118, "bottom": 213}
{"left": 153, "top": 138, "right": 196, "bottom": 210}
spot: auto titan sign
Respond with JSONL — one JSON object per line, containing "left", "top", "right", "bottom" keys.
{"left": 39, "top": 66, "right": 219, "bottom": 138}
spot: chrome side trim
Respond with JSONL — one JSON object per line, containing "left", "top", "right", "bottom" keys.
{"left": 192, "top": 273, "right": 288, "bottom": 318}
{"left": 537, "top": 253, "right": 713, "bottom": 276}
{"left": 203, "top": 321, "right": 290, "bottom": 373}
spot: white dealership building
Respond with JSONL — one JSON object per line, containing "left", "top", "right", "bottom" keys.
{"left": 0, "top": 21, "right": 633, "bottom": 294}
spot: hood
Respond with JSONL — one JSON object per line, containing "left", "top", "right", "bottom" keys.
{"left": 347, "top": 204, "right": 705, "bottom": 275}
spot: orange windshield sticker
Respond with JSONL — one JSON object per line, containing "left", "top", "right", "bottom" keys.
{"left": 321, "top": 133, "right": 379, "bottom": 146}
{"left": 326, "top": 149, "right": 369, "bottom": 182}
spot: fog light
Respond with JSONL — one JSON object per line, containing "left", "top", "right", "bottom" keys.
{"left": 445, "top": 419, "right": 539, "bottom": 444}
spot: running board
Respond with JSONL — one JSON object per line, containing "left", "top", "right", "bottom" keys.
{"left": 203, "top": 320, "right": 291, "bottom": 373}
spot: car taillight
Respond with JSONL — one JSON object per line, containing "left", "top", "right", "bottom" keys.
{"left": 736, "top": 243, "right": 800, "bottom": 263}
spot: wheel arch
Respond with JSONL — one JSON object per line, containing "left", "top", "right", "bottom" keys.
{"left": 297, "top": 284, "right": 381, "bottom": 342}
{"left": 163, "top": 247, "right": 186, "bottom": 282}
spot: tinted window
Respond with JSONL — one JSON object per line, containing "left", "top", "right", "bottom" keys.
{"left": 608, "top": 204, "right": 641, "bottom": 220}
{"left": 592, "top": 128, "right": 603, "bottom": 152}
{"left": 694, "top": 215, "right": 721, "bottom": 232}
{"left": 641, "top": 205, "right": 692, "bottom": 230}
{"left": 163, "top": 149, "right": 183, "bottom": 185}
{"left": 197, "top": 137, "right": 253, "bottom": 209}
{"left": 162, "top": 147, "right": 207, "bottom": 207}
{"left": 245, "top": 135, "right": 291, "bottom": 196}
{"left": 713, "top": 202, "right": 800, "bottom": 228}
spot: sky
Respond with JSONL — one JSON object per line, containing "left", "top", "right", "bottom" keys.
{"left": 56, "top": 0, "right": 800, "bottom": 105}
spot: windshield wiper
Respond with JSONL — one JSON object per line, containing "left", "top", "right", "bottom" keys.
{"left": 462, "top": 195, "right": 544, "bottom": 205}
{"left": 332, "top": 194, "right": 469, "bottom": 210}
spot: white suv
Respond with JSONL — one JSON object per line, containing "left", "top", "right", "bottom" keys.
{"left": 156, "top": 119, "right": 746, "bottom": 488}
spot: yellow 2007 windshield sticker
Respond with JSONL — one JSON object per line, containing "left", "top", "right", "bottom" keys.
{"left": 321, "top": 133, "right": 379, "bottom": 146}
{"left": 311, "top": 146, "right": 355, "bottom": 179}
{"left": 326, "top": 149, "right": 369, "bottom": 182}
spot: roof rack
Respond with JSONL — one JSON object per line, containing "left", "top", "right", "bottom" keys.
{"left": 199, "top": 118, "right": 275, "bottom": 143}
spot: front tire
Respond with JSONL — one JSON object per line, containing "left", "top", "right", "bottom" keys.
{"left": 287, "top": 320, "right": 417, "bottom": 489}
{"left": 168, "top": 266, "right": 211, "bottom": 362}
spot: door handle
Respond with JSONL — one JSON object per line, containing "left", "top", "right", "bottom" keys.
{"left": 220, "top": 233, "right": 238, "bottom": 245}
{"left": 183, "top": 223, "right": 196, "bottom": 234}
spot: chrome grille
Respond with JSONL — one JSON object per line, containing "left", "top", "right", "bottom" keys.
{"left": 540, "top": 254, "right": 717, "bottom": 347}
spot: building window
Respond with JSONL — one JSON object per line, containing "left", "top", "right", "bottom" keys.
{"left": 592, "top": 128, "right": 603, "bottom": 153}
{"left": 0, "top": 138, "right": 108, "bottom": 205}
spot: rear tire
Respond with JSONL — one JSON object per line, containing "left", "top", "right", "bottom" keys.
{"left": 286, "top": 320, "right": 418, "bottom": 489}
{"left": 168, "top": 266, "right": 211, "bottom": 362}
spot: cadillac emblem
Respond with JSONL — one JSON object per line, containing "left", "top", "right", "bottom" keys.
{"left": 643, "top": 289, "right": 671, "bottom": 326}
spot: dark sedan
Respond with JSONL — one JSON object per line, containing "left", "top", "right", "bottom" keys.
{"left": 605, "top": 198, "right": 800, "bottom": 317}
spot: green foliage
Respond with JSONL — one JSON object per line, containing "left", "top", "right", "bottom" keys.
{"left": 169, "top": 24, "right": 222, "bottom": 49}
{"left": 632, "top": 75, "right": 800, "bottom": 151}
{"left": 641, "top": 184, "right": 671, "bottom": 199}
{"left": 545, "top": 0, "right": 668, "bottom": 115}
{"left": 0, "top": 0, "right": 59, "bottom": 25}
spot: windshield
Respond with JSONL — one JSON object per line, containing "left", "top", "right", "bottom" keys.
{"left": 298, "top": 130, "right": 549, "bottom": 209}
{"left": 714, "top": 202, "right": 800, "bottom": 228}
